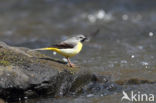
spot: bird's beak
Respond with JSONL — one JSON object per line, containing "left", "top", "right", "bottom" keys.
{"left": 81, "top": 37, "right": 87, "bottom": 42}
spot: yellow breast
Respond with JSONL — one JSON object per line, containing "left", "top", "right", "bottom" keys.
{"left": 59, "top": 42, "right": 83, "bottom": 58}
{"left": 74, "top": 42, "right": 83, "bottom": 54}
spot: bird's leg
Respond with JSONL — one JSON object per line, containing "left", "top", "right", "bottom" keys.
{"left": 67, "top": 57, "right": 75, "bottom": 67}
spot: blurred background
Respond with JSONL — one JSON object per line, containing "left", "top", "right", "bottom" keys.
{"left": 0, "top": 0, "right": 156, "bottom": 103}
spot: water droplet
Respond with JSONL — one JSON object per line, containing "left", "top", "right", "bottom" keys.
{"left": 122, "top": 14, "right": 128, "bottom": 20}
{"left": 96, "top": 10, "right": 105, "bottom": 19}
{"left": 24, "top": 97, "right": 28, "bottom": 99}
{"left": 131, "top": 55, "right": 135, "bottom": 58}
{"left": 149, "top": 32, "right": 154, "bottom": 37}
{"left": 59, "top": 92, "right": 63, "bottom": 95}
{"left": 7, "top": 73, "right": 10, "bottom": 76}
{"left": 88, "top": 15, "right": 96, "bottom": 23}
{"left": 121, "top": 60, "right": 127, "bottom": 64}
{"left": 138, "top": 45, "right": 143, "bottom": 50}
{"left": 141, "top": 61, "right": 149, "bottom": 66}
{"left": 87, "top": 94, "right": 94, "bottom": 97}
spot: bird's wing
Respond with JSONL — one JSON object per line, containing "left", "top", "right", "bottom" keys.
{"left": 52, "top": 36, "right": 78, "bottom": 49}
{"left": 52, "top": 43, "right": 75, "bottom": 49}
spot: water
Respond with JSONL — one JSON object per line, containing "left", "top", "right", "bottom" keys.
{"left": 0, "top": 0, "right": 156, "bottom": 103}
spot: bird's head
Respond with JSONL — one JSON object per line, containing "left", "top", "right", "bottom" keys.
{"left": 75, "top": 34, "right": 87, "bottom": 42}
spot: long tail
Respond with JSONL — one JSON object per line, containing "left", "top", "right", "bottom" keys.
{"left": 33, "top": 47, "right": 60, "bottom": 52}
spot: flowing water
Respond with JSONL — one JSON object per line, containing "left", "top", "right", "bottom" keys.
{"left": 0, "top": 0, "right": 156, "bottom": 103}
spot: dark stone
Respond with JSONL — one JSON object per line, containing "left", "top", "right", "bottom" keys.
{"left": 0, "top": 42, "right": 112, "bottom": 102}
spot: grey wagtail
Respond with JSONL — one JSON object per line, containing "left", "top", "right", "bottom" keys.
{"left": 34, "top": 34, "right": 87, "bottom": 67}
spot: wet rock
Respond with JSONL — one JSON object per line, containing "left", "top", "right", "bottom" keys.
{"left": 99, "top": 67, "right": 156, "bottom": 85}
{"left": 116, "top": 78, "right": 155, "bottom": 85}
{"left": 0, "top": 42, "right": 112, "bottom": 101}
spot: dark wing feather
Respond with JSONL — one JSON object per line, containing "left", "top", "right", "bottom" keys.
{"left": 52, "top": 43, "right": 74, "bottom": 49}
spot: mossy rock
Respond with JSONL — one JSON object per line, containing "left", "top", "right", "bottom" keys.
{"left": 0, "top": 41, "right": 110, "bottom": 102}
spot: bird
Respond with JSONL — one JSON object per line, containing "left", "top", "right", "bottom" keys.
{"left": 33, "top": 34, "right": 87, "bottom": 67}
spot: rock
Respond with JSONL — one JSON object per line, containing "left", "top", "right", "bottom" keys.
{"left": 0, "top": 42, "right": 112, "bottom": 102}
{"left": 98, "top": 67, "right": 156, "bottom": 85}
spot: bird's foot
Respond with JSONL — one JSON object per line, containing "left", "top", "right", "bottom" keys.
{"left": 67, "top": 63, "right": 77, "bottom": 67}
{"left": 67, "top": 63, "right": 75, "bottom": 67}
{"left": 66, "top": 58, "right": 79, "bottom": 68}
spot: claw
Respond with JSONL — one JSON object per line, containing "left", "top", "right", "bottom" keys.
{"left": 67, "top": 57, "right": 76, "bottom": 67}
